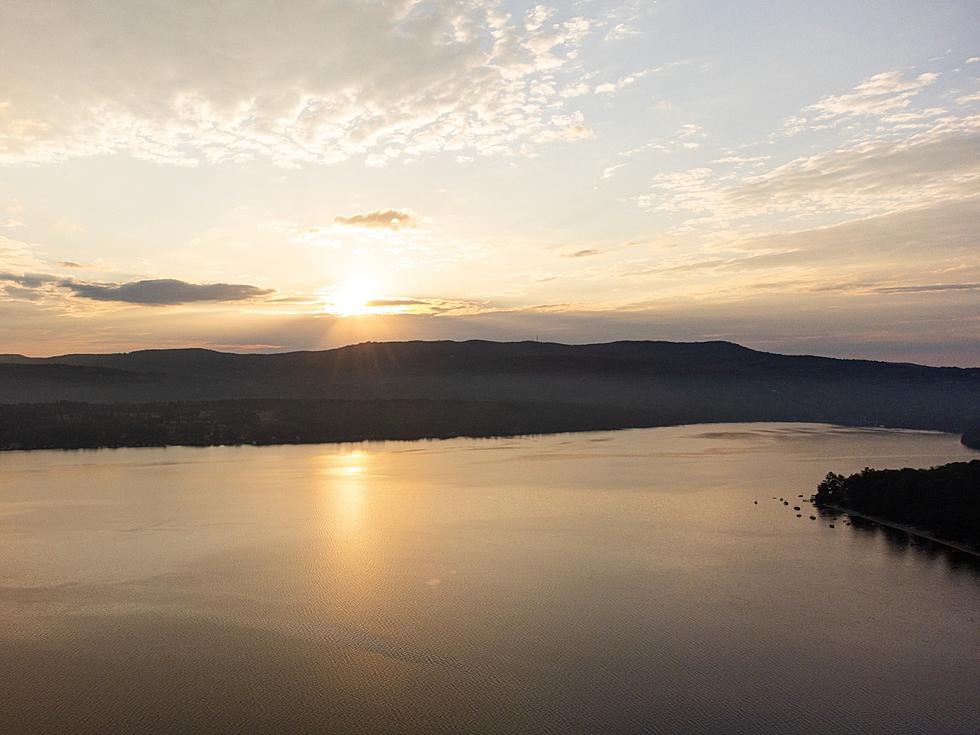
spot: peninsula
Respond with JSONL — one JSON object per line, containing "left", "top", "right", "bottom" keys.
{"left": 812, "top": 461, "right": 980, "bottom": 552}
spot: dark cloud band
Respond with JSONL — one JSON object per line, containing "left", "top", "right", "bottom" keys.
{"left": 0, "top": 274, "right": 273, "bottom": 305}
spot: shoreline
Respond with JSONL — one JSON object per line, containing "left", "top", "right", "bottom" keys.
{"left": 0, "top": 418, "right": 965, "bottom": 454}
{"left": 823, "top": 503, "right": 980, "bottom": 559}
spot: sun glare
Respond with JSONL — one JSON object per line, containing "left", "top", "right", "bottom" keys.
{"left": 329, "top": 278, "right": 379, "bottom": 316}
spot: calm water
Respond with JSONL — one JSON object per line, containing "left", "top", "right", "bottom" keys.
{"left": 0, "top": 423, "right": 977, "bottom": 734}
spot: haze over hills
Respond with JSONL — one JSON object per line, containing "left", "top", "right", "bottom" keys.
{"left": 1, "top": 341, "right": 978, "bottom": 442}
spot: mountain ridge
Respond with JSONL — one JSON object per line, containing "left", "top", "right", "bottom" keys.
{"left": 3, "top": 339, "right": 977, "bottom": 375}
{"left": 2, "top": 338, "right": 975, "bottom": 365}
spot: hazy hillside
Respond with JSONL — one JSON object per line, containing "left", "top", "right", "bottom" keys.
{"left": 1, "top": 340, "right": 978, "bottom": 434}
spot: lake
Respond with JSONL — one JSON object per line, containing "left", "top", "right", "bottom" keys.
{"left": 1, "top": 423, "right": 977, "bottom": 734}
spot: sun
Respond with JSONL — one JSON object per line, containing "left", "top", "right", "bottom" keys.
{"left": 329, "top": 277, "right": 379, "bottom": 316}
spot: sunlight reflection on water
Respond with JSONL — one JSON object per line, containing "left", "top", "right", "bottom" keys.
{"left": 0, "top": 423, "right": 977, "bottom": 734}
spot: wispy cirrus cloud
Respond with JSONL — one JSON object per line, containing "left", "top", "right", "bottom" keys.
{"left": 595, "top": 73, "right": 643, "bottom": 95}
{"left": 599, "top": 122, "right": 707, "bottom": 182}
{"left": 593, "top": 62, "right": 684, "bottom": 96}
{"left": 729, "top": 120, "right": 980, "bottom": 215}
{"left": 604, "top": 23, "right": 638, "bottom": 41}
{"left": 612, "top": 197, "right": 980, "bottom": 318}
{"left": 0, "top": 235, "right": 47, "bottom": 273}
{"left": 807, "top": 70, "right": 940, "bottom": 120}
{"left": 361, "top": 295, "right": 485, "bottom": 314}
{"left": 364, "top": 298, "right": 428, "bottom": 308}
{"left": 872, "top": 282, "right": 980, "bottom": 294}
{"left": 639, "top": 113, "right": 980, "bottom": 223}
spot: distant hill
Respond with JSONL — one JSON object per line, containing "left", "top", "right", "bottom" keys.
{"left": 0, "top": 340, "right": 978, "bottom": 435}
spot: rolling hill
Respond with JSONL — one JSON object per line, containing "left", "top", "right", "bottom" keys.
{"left": 0, "top": 340, "right": 977, "bottom": 448}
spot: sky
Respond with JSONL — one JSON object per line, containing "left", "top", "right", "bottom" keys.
{"left": 1, "top": 0, "right": 978, "bottom": 365}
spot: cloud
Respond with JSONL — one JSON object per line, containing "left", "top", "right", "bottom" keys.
{"left": 0, "top": 235, "right": 47, "bottom": 273}
{"left": 773, "top": 115, "right": 810, "bottom": 139}
{"left": 560, "top": 81, "right": 591, "bottom": 98}
{"left": 563, "top": 249, "right": 602, "bottom": 258}
{"left": 0, "top": 272, "right": 60, "bottom": 289}
{"left": 736, "top": 198, "right": 980, "bottom": 260}
{"left": 334, "top": 210, "right": 416, "bottom": 230}
{"left": 364, "top": 298, "right": 428, "bottom": 307}
{"left": 807, "top": 71, "right": 940, "bottom": 120}
{"left": 600, "top": 163, "right": 627, "bottom": 179}
{"left": 641, "top": 115, "right": 980, "bottom": 222}
{"left": 524, "top": 5, "right": 556, "bottom": 32}
{"left": 1, "top": 285, "right": 44, "bottom": 301}
{"left": 612, "top": 122, "right": 707, "bottom": 169}
{"left": 64, "top": 278, "right": 274, "bottom": 305}
{"left": 0, "top": 0, "right": 599, "bottom": 167}
{"left": 594, "top": 67, "right": 659, "bottom": 95}
{"left": 0, "top": 272, "right": 273, "bottom": 305}
{"left": 604, "top": 23, "right": 638, "bottom": 41}
{"left": 609, "top": 193, "right": 980, "bottom": 330}
{"left": 358, "top": 295, "right": 484, "bottom": 314}
{"left": 729, "top": 119, "right": 980, "bottom": 215}
{"left": 0, "top": 200, "right": 26, "bottom": 229}
{"left": 873, "top": 282, "right": 980, "bottom": 294}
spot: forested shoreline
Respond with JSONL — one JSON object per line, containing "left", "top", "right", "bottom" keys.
{"left": 0, "top": 399, "right": 659, "bottom": 451}
{"left": 812, "top": 461, "right": 980, "bottom": 549}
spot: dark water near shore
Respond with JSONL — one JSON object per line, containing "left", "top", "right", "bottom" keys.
{"left": 1, "top": 423, "right": 977, "bottom": 734}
